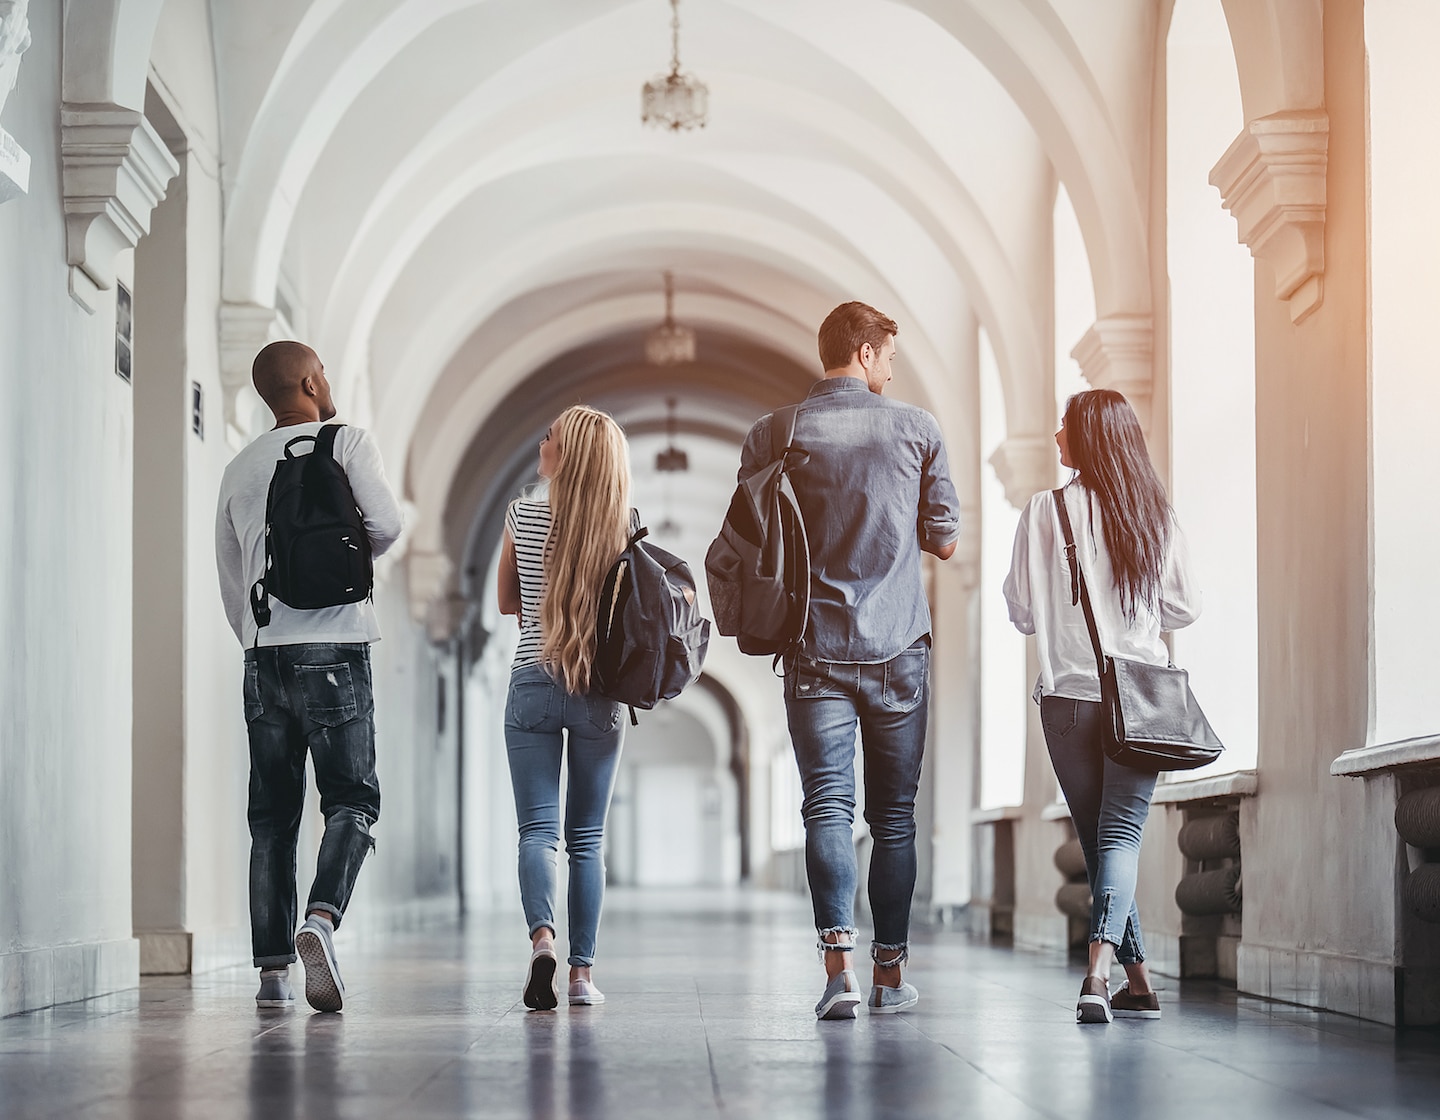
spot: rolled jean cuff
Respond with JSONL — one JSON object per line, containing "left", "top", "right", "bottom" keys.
{"left": 307, "top": 901, "right": 344, "bottom": 930}
{"left": 254, "top": 952, "right": 296, "bottom": 969}
{"left": 528, "top": 919, "right": 557, "bottom": 939}
{"left": 568, "top": 954, "right": 595, "bottom": 968}
{"left": 870, "top": 941, "right": 909, "bottom": 967}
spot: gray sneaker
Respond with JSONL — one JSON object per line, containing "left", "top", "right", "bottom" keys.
{"left": 868, "top": 981, "right": 919, "bottom": 1014}
{"left": 815, "top": 970, "right": 862, "bottom": 1020}
{"left": 255, "top": 969, "right": 294, "bottom": 1008}
{"left": 295, "top": 915, "right": 345, "bottom": 1012}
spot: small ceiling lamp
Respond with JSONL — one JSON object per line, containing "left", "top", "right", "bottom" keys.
{"left": 641, "top": 0, "right": 708, "bottom": 133}
{"left": 645, "top": 271, "right": 696, "bottom": 367}
{"left": 654, "top": 397, "right": 689, "bottom": 473}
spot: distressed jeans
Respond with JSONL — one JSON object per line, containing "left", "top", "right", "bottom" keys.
{"left": 504, "top": 663, "right": 625, "bottom": 968}
{"left": 244, "top": 643, "right": 380, "bottom": 968}
{"left": 1041, "top": 695, "right": 1157, "bottom": 964}
{"left": 784, "top": 638, "right": 929, "bottom": 958}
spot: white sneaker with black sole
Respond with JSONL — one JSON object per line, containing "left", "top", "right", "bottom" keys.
{"left": 295, "top": 915, "right": 345, "bottom": 1013}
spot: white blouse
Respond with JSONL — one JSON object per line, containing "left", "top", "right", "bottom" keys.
{"left": 1003, "top": 483, "right": 1202, "bottom": 703}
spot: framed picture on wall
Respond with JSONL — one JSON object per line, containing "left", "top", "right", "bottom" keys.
{"left": 115, "top": 282, "right": 132, "bottom": 383}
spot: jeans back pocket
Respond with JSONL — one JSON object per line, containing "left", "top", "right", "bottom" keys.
{"left": 506, "top": 679, "right": 554, "bottom": 731}
{"left": 880, "top": 645, "right": 928, "bottom": 713}
{"left": 297, "top": 663, "right": 359, "bottom": 726}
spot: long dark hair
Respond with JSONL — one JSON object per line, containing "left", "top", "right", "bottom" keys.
{"left": 1062, "top": 389, "right": 1172, "bottom": 621}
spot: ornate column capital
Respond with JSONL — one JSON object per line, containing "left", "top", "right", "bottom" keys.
{"left": 988, "top": 436, "right": 1058, "bottom": 511}
{"left": 409, "top": 550, "right": 457, "bottom": 631}
{"left": 1210, "top": 110, "right": 1329, "bottom": 324}
{"left": 1070, "top": 315, "right": 1155, "bottom": 432}
{"left": 61, "top": 103, "right": 178, "bottom": 311}
{"left": 219, "top": 302, "right": 284, "bottom": 447}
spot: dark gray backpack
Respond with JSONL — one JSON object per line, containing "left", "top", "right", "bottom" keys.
{"left": 704, "top": 405, "right": 811, "bottom": 658}
{"left": 594, "top": 519, "right": 711, "bottom": 723}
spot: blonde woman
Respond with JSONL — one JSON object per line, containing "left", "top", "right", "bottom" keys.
{"left": 497, "top": 405, "right": 631, "bottom": 1010}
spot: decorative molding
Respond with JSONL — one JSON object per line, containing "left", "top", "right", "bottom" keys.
{"left": 1153, "top": 769, "right": 1258, "bottom": 805}
{"left": 1070, "top": 315, "right": 1155, "bottom": 431}
{"left": 1210, "top": 110, "right": 1329, "bottom": 324}
{"left": 0, "top": 124, "right": 27, "bottom": 203}
{"left": 1331, "top": 734, "right": 1440, "bottom": 778}
{"left": 61, "top": 103, "right": 178, "bottom": 311}
{"left": 988, "top": 435, "right": 1057, "bottom": 511}
{"left": 219, "top": 302, "right": 283, "bottom": 447}
{"left": 0, "top": 0, "right": 32, "bottom": 125}
{"left": 409, "top": 550, "right": 455, "bottom": 629}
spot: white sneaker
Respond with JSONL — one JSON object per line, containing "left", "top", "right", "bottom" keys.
{"left": 568, "top": 979, "right": 606, "bottom": 1006}
{"left": 295, "top": 915, "right": 345, "bottom": 1013}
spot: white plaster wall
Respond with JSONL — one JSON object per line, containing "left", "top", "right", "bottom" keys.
{"left": 0, "top": 2, "right": 140, "bottom": 1012}
{"left": 1366, "top": 1, "right": 1440, "bottom": 749}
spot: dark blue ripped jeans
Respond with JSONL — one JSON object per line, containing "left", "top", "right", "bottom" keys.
{"left": 1041, "top": 695, "right": 1157, "bottom": 964}
{"left": 244, "top": 643, "right": 380, "bottom": 968}
{"left": 784, "top": 638, "right": 930, "bottom": 958}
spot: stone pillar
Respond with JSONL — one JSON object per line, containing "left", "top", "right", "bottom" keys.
{"left": 1070, "top": 315, "right": 1156, "bottom": 433}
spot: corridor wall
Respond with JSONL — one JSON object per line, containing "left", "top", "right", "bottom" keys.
{"left": 0, "top": 0, "right": 140, "bottom": 1015}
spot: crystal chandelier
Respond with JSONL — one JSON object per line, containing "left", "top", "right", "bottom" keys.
{"left": 645, "top": 271, "right": 697, "bottom": 366}
{"left": 641, "top": 0, "right": 708, "bottom": 132}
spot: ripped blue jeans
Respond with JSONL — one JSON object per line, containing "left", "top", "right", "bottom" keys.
{"left": 1041, "top": 695, "right": 1156, "bottom": 964}
{"left": 244, "top": 644, "right": 380, "bottom": 968}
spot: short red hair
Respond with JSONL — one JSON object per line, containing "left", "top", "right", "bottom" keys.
{"left": 817, "top": 302, "right": 898, "bottom": 371}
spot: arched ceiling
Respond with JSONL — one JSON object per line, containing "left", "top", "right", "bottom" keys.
{"left": 188, "top": 0, "right": 1161, "bottom": 609}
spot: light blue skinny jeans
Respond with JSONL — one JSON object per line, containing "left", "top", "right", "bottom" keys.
{"left": 504, "top": 663, "right": 625, "bottom": 967}
{"left": 1041, "top": 695, "right": 1157, "bottom": 964}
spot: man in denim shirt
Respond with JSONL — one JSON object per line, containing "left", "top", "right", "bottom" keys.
{"left": 737, "top": 302, "right": 960, "bottom": 1020}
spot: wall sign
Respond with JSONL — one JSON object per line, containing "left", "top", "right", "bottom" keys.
{"left": 191, "top": 382, "right": 204, "bottom": 439}
{"left": 115, "top": 281, "right": 132, "bottom": 382}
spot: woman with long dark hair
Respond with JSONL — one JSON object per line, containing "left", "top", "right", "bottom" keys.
{"left": 1003, "top": 389, "right": 1201, "bottom": 1024}
{"left": 497, "top": 405, "right": 632, "bottom": 1010}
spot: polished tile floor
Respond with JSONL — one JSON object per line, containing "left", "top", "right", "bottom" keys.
{"left": 3, "top": 890, "right": 1439, "bottom": 1119}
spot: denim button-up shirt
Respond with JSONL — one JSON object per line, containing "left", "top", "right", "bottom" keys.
{"left": 738, "top": 377, "right": 961, "bottom": 664}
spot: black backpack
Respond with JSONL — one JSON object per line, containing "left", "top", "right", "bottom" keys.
{"left": 704, "top": 404, "right": 811, "bottom": 659}
{"left": 249, "top": 424, "right": 372, "bottom": 634}
{"left": 594, "top": 518, "right": 711, "bottom": 723}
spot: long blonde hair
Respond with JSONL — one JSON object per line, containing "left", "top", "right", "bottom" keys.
{"left": 540, "top": 405, "right": 632, "bottom": 693}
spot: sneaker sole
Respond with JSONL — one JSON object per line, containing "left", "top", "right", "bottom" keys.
{"left": 255, "top": 999, "right": 294, "bottom": 1008}
{"left": 524, "top": 954, "right": 559, "bottom": 1011}
{"left": 1112, "top": 1007, "right": 1162, "bottom": 1019}
{"left": 295, "top": 930, "right": 344, "bottom": 1013}
{"left": 868, "top": 995, "right": 919, "bottom": 1015}
{"left": 817, "top": 991, "right": 862, "bottom": 1021}
{"left": 568, "top": 994, "right": 606, "bottom": 1006}
{"left": 1076, "top": 995, "right": 1112, "bottom": 1024}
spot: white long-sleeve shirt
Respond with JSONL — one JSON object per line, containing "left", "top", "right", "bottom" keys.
{"left": 1003, "top": 483, "right": 1201, "bottom": 702}
{"left": 215, "top": 423, "right": 404, "bottom": 647}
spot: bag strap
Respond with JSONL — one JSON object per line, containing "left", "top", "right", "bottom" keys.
{"left": 315, "top": 423, "right": 344, "bottom": 460}
{"left": 770, "top": 404, "right": 801, "bottom": 463}
{"left": 1051, "top": 488, "right": 1106, "bottom": 678}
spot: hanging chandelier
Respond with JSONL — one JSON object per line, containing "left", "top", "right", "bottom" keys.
{"left": 655, "top": 397, "right": 689, "bottom": 473}
{"left": 645, "top": 271, "right": 697, "bottom": 366}
{"left": 640, "top": 0, "right": 708, "bottom": 132}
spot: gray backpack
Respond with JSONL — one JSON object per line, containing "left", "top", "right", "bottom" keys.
{"left": 594, "top": 517, "right": 711, "bottom": 723}
{"left": 704, "top": 405, "right": 811, "bottom": 659}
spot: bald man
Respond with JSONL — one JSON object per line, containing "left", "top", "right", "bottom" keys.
{"left": 215, "top": 341, "right": 403, "bottom": 1012}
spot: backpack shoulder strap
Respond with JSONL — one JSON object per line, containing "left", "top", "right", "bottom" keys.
{"left": 315, "top": 423, "right": 345, "bottom": 460}
{"left": 770, "top": 404, "right": 801, "bottom": 462}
